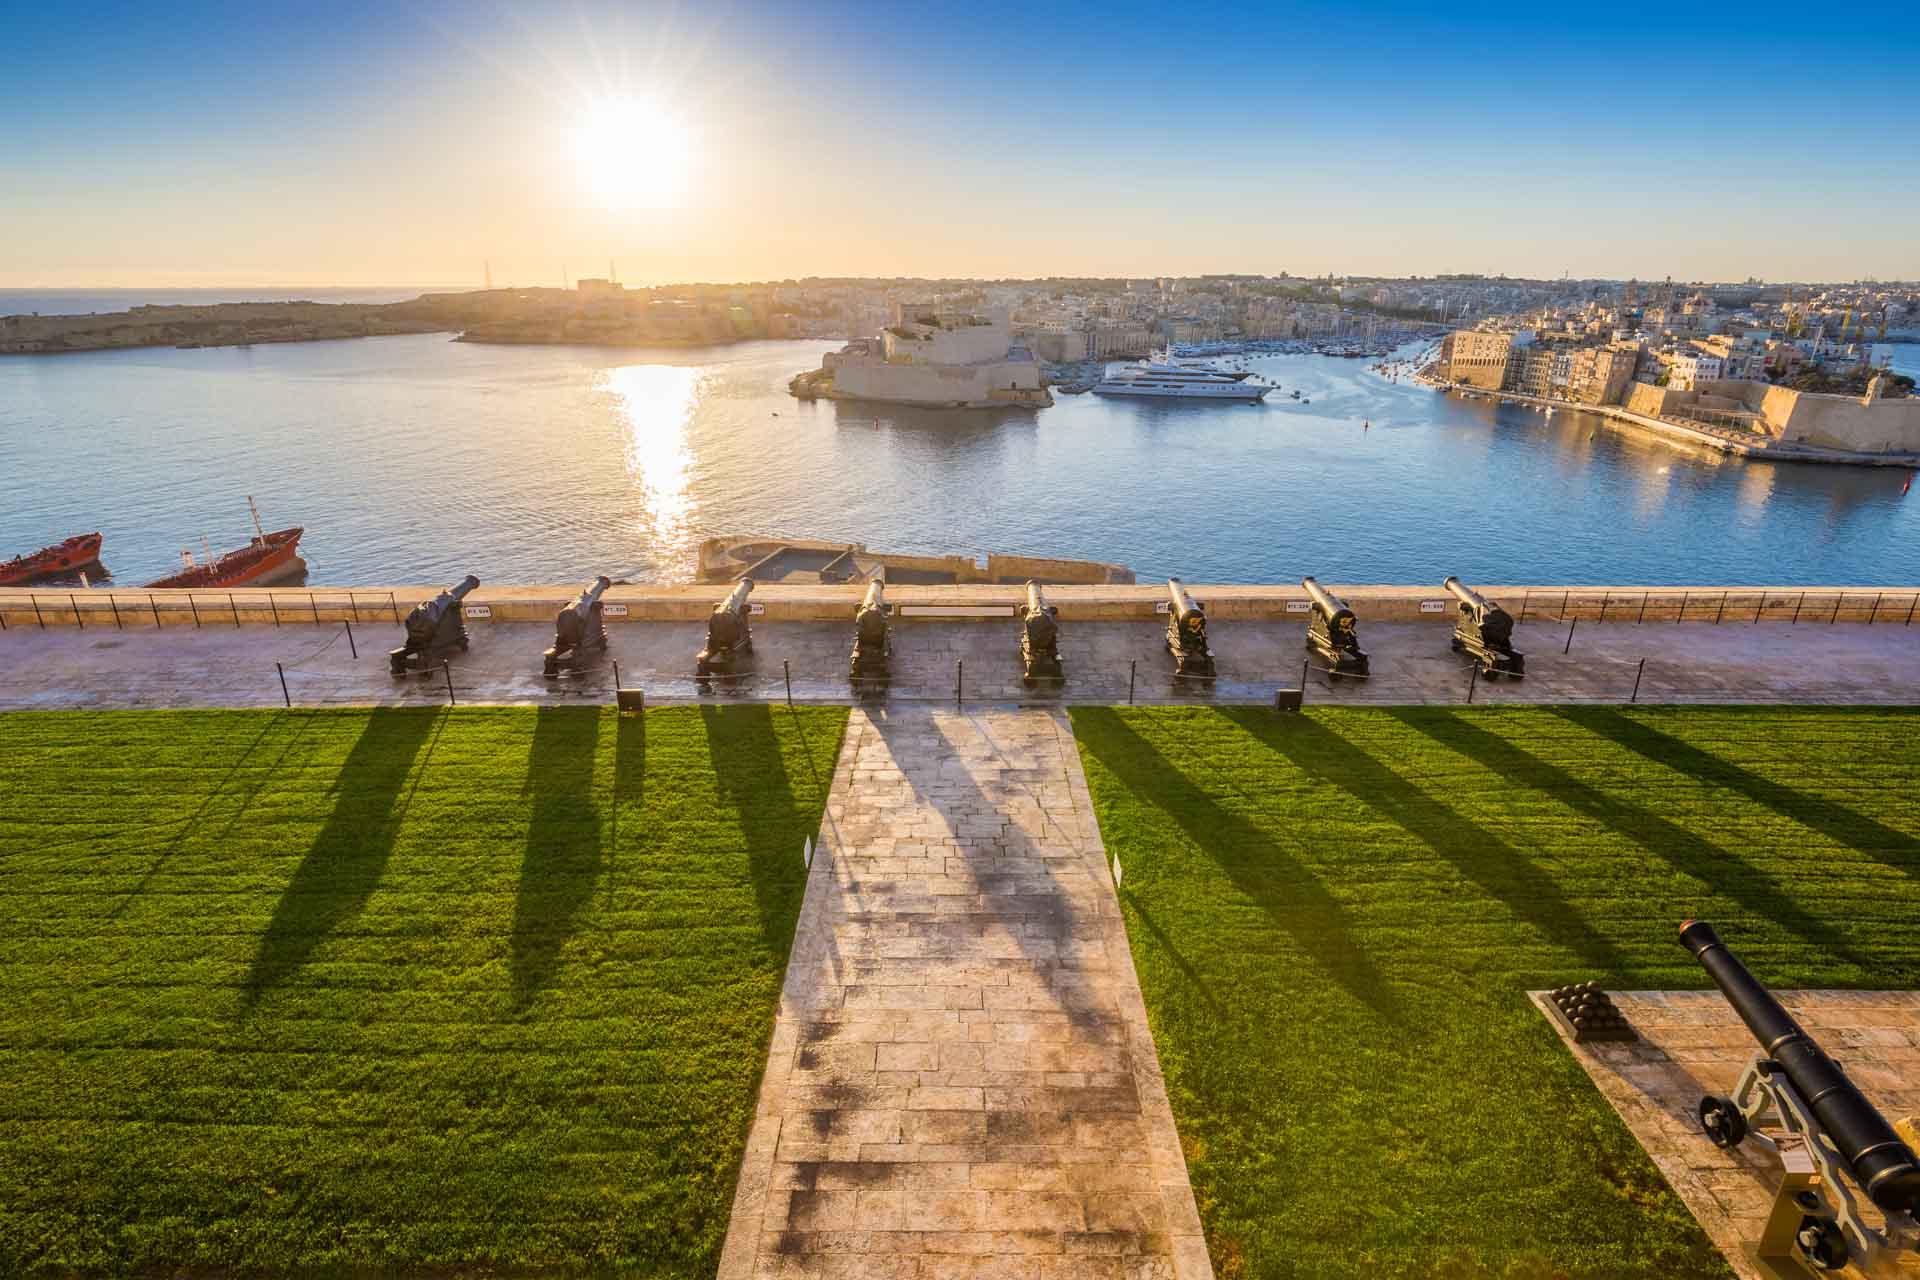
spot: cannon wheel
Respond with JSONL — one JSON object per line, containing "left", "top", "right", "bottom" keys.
{"left": 1697, "top": 1095, "right": 1747, "bottom": 1149}
{"left": 1794, "top": 1215, "right": 1847, "bottom": 1272}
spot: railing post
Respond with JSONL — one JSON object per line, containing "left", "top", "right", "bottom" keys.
{"left": 70, "top": 593, "right": 84, "bottom": 630}
{"left": 1907, "top": 593, "right": 1919, "bottom": 626}
{"left": 1518, "top": 590, "right": 1529, "bottom": 623}
{"left": 1128, "top": 659, "right": 1136, "bottom": 706}
{"left": 32, "top": 595, "right": 45, "bottom": 630}
{"left": 268, "top": 593, "right": 280, "bottom": 627}
{"left": 443, "top": 660, "right": 456, "bottom": 707}
{"left": 149, "top": 593, "right": 161, "bottom": 628}
{"left": 1677, "top": 591, "right": 1687, "bottom": 624}
{"left": 1636, "top": 591, "right": 1648, "bottom": 624}
{"left": 1564, "top": 617, "right": 1577, "bottom": 655}
{"left": 1630, "top": 657, "right": 1646, "bottom": 704}
{"left": 188, "top": 596, "right": 201, "bottom": 628}
{"left": 228, "top": 593, "right": 240, "bottom": 628}
{"left": 108, "top": 595, "right": 123, "bottom": 631}
{"left": 350, "top": 593, "right": 362, "bottom": 624}
{"left": 1714, "top": 591, "right": 1727, "bottom": 625}
{"left": 1868, "top": 592, "right": 1883, "bottom": 624}
{"left": 343, "top": 619, "right": 357, "bottom": 659}
{"left": 310, "top": 591, "right": 320, "bottom": 624}
{"left": 1829, "top": 593, "right": 1842, "bottom": 624}
{"left": 1466, "top": 663, "right": 1479, "bottom": 704}
{"left": 276, "top": 661, "right": 290, "bottom": 708}
{"left": 783, "top": 659, "right": 793, "bottom": 705}
{"left": 955, "top": 659, "right": 963, "bottom": 708}
{"left": 389, "top": 592, "right": 398, "bottom": 623}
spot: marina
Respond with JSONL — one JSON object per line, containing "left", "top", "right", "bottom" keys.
{"left": 3, "top": 334, "right": 1918, "bottom": 589}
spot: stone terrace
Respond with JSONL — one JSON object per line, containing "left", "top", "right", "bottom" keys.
{"left": 718, "top": 707, "right": 1209, "bottom": 1279}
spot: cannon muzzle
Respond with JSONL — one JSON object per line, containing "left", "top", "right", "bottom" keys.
{"left": 448, "top": 574, "right": 480, "bottom": 603}
{"left": 1301, "top": 576, "right": 1352, "bottom": 622}
{"left": 1167, "top": 577, "right": 1203, "bottom": 621}
{"left": 1444, "top": 575, "right": 1487, "bottom": 611}
{"left": 1681, "top": 920, "right": 1920, "bottom": 1213}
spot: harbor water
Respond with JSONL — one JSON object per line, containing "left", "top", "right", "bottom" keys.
{"left": 2, "top": 333, "right": 1917, "bottom": 587}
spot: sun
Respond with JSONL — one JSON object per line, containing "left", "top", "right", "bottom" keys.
{"left": 573, "top": 96, "right": 692, "bottom": 209}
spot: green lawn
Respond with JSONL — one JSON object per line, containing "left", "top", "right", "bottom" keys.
{"left": 1070, "top": 706, "right": 1920, "bottom": 1279}
{"left": 0, "top": 705, "right": 846, "bottom": 1276}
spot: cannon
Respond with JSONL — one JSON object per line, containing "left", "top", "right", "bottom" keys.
{"left": 1443, "top": 576, "right": 1525, "bottom": 677}
{"left": 1165, "top": 578, "right": 1214, "bottom": 678}
{"left": 1302, "top": 577, "right": 1368, "bottom": 677}
{"left": 389, "top": 575, "right": 479, "bottom": 675}
{"left": 696, "top": 578, "right": 755, "bottom": 680}
{"left": 1681, "top": 919, "right": 1920, "bottom": 1274}
{"left": 849, "top": 579, "right": 891, "bottom": 684}
{"left": 1020, "top": 580, "right": 1063, "bottom": 682}
{"left": 543, "top": 576, "right": 611, "bottom": 676}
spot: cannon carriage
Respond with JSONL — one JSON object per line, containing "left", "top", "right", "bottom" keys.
{"left": 1682, "top": 919, "right": 1920, "bottom": 1274}
{"left": 1165, "top": 578, "right": 1214, "bottom": 679}
{"left": 543, "top": 576, "right": 611, "bottom": 676}
{"left": 1302, "top": 577, "right": 1369, "bottom": 677}
{"left": 849, "top": 579, "right": 891, "bottom": 686}
{"left": 1020, "top": 581, "right": 1063, "bottom": 682}
{"left": 1443, "top": 576, "right": 1525, "bottom": 677}
{"left": 696, "top": 579, "right": 755, "bottom": 681}
{"left": 389, "top": 575, "right": 479, "bottom": 675}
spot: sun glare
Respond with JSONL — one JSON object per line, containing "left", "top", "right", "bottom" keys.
{"left": 573, "top": 96, "right": 691, "bottom": 209}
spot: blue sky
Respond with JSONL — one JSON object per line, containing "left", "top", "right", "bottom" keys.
{"left": 2, "top": 0, "right": 1916, "bottom": 285}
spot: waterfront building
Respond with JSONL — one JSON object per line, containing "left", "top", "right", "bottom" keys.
{"left": 1442, "top": 328, "right": 1525, "bottom": 390}
{"left": 807, "top": 305, "right": 1049, "bottom": 408}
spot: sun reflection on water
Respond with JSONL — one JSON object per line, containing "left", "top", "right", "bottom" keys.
{"left": 607, "top": 364, "right": 700, "bottom": 565}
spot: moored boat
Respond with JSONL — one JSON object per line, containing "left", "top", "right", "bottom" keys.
{"left": 146, "top": 527, "right": 305, "bottom": 589}
{"left": 0, "top": 533, "right": 105, "bottom": 586}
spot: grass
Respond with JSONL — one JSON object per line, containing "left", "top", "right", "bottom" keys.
{"left": 0, "top": 705, "right": 846, "bottom": 1276}
{"left": 1070, "top": 705, "right": 1920, "bottom": 1279}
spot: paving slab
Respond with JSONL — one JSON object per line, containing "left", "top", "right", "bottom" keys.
{"left": 1535, "top": 989, "right": 1920, "bottom": 1280}
{"left": 717, "top": 707, "right": 1211, "bottom": 1279}
{"left": 2, "top": 617, "right": 1918, "bottom": 709}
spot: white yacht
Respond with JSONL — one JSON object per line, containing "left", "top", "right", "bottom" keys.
{"left": 1090, "top": 355, "right": 1272, "bottom": 401}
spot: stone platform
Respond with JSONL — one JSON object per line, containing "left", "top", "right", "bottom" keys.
{"left": 1535, "top": 990, "right": 1920, "bottom": 1280}
{"left": 3, "top": 618, "right": 1919, "bottom": 710}
{"left": 717, "top": 708, "right": 1209, "bottom": 1279}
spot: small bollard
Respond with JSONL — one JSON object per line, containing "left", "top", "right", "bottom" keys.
{"left": 443, "top": 660, "right": 456, "bottom": 707}
{"left": 276, "top": 661, "right": 290, "bottom": 708}
{"left": 70, "top": 593, "right": 84, "bottom": 630}
{"left": 1631, "top": 657, "right": 1646, "bottom": 703}
{"left": 344, "top": 619, "right": 357, "bottom": 659}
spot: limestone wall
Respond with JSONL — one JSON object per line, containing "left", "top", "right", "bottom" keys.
{"left": 830, "top": 358, "right": 1041, "bottom": 405}
{"left": 8, "top": 582, "right": 1915, "bottom": 629}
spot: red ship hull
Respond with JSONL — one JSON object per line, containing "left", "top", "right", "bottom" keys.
{"left": 145, "top": 527, "right": 305, "bottom": 589}
{"left": 0, "top": 533, "right": 105, "bottom": 586}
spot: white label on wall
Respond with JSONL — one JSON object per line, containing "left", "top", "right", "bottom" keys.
{"left": 463, "top": 604, "right": 491, "bottom": 619}
{"left": 602, "top": 603, "right": 629, "bottom": 617}
{"left": 1420, "top": 599, "right": 1449, "bottom": 614}
{"left": 748, "top": 602, "right": 766, "bottom": 616}
{"left": 1286, "top": 600, "right": 1312, "bottom": 613}
{"left": 1155, "top": 601, "right": 1171, "bottom": 614}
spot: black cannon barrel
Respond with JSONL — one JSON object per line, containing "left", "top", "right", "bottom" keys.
{"left": 860, "top": 578, "right": 886, "bottom": 615}
{"left": 446, "top": 574, "right": 480, "bottom": 604}
{"left": 1444, "top": 575, "right": 1490, "bottom": 612}
{"left": 1301, "top": 576, "right": 1353, "bottom": 622}
{"left": 1167, "top": 577, "right": 1202, "bottom": 619}
{"left": 719, "top": 578, "right": 754, "bottom": 615}
{"left": 1681, "top": 919, "right": 1920, "bottom": 1213}
{"left": 572, "top": 575, "right": 611, "bottom": 611}
{"left": 1025, "top": 580, "right": 1047, "bottom": 618}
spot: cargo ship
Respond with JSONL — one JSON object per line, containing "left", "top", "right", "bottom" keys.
{"left": 0, "top": 532, "right": 106, "bottom": 586}
{"left": 145, "top": 500, "right": 306, "bottom": 589}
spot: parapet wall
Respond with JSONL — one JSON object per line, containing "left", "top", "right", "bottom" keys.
{"left": 4, "top": 583, "right": 1916, "bottom": 629}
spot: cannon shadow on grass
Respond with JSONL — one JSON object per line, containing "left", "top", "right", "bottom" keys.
{"left": 1393, "top": 709, "right": 1872, "bottom": 972}
{"left": 243, "top": 708, "right": 443, "bottom": 1004}
{"left": 1557, "top": 707, "right": 1920, "bottom": 883}
{"left": 701, "top": 704, "right": 810, "bottom": 951}
{"left": 1228, "top": 709, "right": 1632, "bottom": 978}
{"left": 510, "top": 707, "right": 605, "bottom": 1006}
{"left": 607, "top": 708, "right": 645, "bottom": 912}
{"left": 1073, "top": 707, "right": 1401, "bottom": 1020}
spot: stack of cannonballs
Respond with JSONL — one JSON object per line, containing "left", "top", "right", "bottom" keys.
{"left": 1548, "top": 982, "right": 1637, "bottom": 1043}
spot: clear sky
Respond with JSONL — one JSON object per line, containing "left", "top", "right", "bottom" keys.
{"left": 3, "top": 0, "right": 1917, "bottom": 288}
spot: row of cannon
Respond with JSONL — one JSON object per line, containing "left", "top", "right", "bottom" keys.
{"left": 384, "top": 572, "right": 1531, "bottom": 685}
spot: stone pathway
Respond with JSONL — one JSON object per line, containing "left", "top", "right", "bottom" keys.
{"left": 1535, "top": 990, "right": 1920, "bottom": 1280}
{"left": 719, "top": 707, "right": 1211, "bottom": 1279}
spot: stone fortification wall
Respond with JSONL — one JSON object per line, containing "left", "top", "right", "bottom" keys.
{"left": 7, "top": 582, "right": 1914, "bottom": 629}
{"left": 1628, "top": 379, "right": 1920, "bottom": 454}
{"left": 830, "top": 358, "right": 1041, "bottom": 405}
